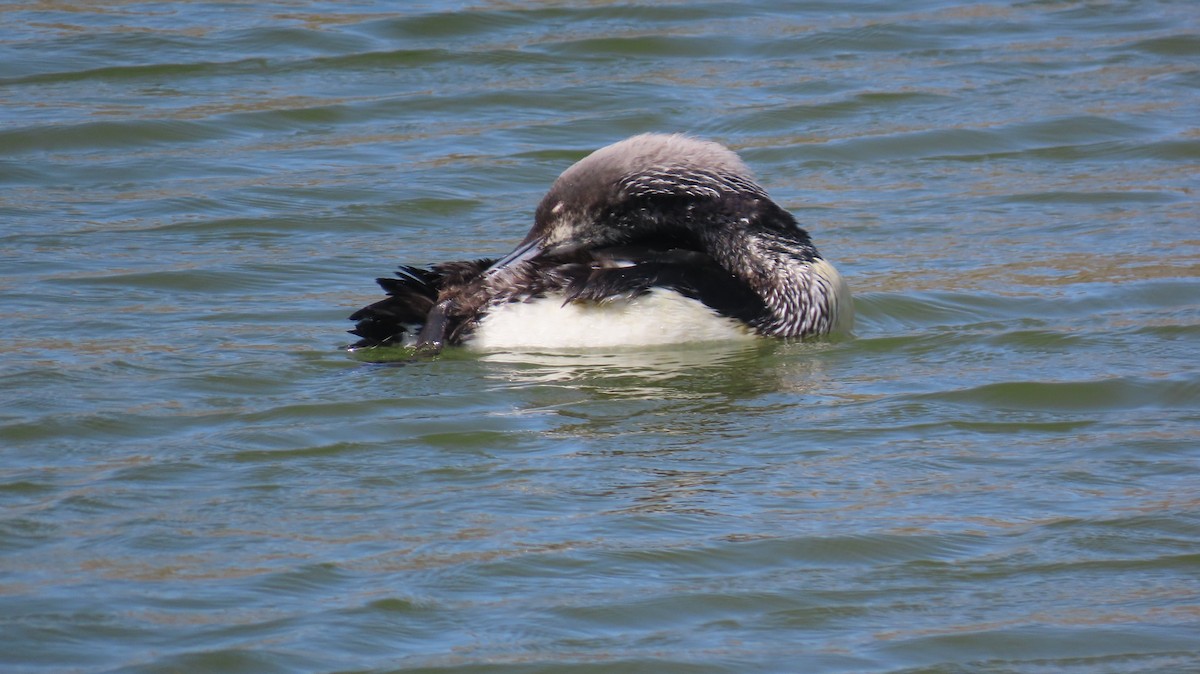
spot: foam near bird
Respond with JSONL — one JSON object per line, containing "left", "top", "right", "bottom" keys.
{"left": 348, "top": 133, "right": 852, "bottom": 353}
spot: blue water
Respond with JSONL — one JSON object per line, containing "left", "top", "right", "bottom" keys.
{"left": 2, "top": 2, "right": 1199, "bottom": 673}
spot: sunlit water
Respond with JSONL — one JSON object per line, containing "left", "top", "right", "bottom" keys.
{"left": 2, "top": 2, "right": 1199, "bottom": 673}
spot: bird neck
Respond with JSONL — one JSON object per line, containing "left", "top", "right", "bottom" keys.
{"left": 702, "top": 225, "right": 846, "bottom": 338}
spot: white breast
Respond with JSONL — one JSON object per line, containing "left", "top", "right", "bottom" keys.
{"left": 468, "top": 288, "right": 755, "bottom": 350}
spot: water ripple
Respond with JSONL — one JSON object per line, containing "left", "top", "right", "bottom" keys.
{"left": 2, "top": 1, "right": 1199, "bottom": 673}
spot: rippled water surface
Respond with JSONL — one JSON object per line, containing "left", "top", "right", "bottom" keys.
{"left": 2, "top": 1, "right": 1199, "bottom": 672}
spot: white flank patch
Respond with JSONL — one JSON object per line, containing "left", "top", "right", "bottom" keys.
{"left": 469, "top": 289, "right": 755, "bottom": 350}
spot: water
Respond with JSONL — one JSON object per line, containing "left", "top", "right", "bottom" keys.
{"left": 2, "top": 1, "right": 1199, "bottom": 672}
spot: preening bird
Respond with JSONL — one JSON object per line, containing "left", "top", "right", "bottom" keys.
{"left": 348, "top": 133, "right": 852, "bottom": 353}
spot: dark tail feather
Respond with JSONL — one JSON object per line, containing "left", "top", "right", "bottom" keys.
{"left": 347, "top": 266, "right": 439, "bottom": 348}
{"left": 347, "top": 259, "right": 495, "bottom": 349}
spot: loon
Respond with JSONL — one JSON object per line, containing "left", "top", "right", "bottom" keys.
{"left": 348, "top": 133, "right": 852, "bottom": 353}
